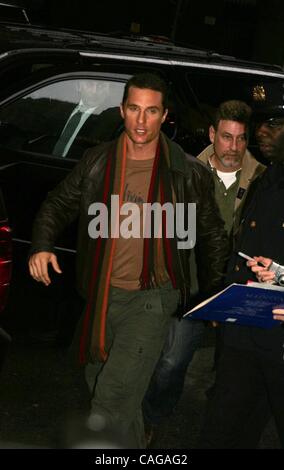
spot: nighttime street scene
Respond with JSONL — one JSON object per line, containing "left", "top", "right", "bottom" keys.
{"left": 0, "top": 0, "right": 284, "bottom": 458}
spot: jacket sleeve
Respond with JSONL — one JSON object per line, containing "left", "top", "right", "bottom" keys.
{"left": 30, "top": 148, "right": 95, "bottom": 255}
{"left": 193, "top": 167, "right": 230, "bottom": 297}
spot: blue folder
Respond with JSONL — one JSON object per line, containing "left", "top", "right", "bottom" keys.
{"left": 184, "top": 283, "right": 284, "bottom": 328}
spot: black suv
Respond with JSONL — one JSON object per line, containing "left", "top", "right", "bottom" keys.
{"left": 0, "top": 22, "right": 283, "bottom": 342}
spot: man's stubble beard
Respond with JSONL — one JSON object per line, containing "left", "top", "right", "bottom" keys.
{"left": 217, "top": 153, "right": 243, "bottom": 170}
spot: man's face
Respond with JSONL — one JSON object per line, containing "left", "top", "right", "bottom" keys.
{"left": 120, "top": 86, "right": 168, "bottom": 146}
{"left": 79, "top": 80, "right": 109, "bottom": 108}
{"left": 209, "top": 120, "right": 247, "bottom": 172}
{"left": 255, "top": 117, "right": 284, "bottom": 161}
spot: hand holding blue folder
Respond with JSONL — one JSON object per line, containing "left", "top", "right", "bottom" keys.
{"left": 184, "top": 282, "right": 284, "bottom": 328}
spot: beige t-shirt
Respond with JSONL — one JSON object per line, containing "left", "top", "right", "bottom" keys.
{"left": 110, "top": 157, "right": 168, "bottom": 290}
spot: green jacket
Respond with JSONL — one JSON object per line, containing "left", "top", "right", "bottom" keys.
{"left": 197, "top": 144, "right": 266, "bottom": 235}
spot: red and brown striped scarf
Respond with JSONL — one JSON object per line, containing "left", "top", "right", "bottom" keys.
{"left": 79, "top": 132, "right": 182, "bottom": 364}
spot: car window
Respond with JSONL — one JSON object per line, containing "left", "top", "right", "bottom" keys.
{"left": 0, "top": 78, "right": 125, "bottom": 160}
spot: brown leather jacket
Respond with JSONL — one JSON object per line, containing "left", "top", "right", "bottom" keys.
{"left": 31, "top": 134, "right": 229, "bottom": 310}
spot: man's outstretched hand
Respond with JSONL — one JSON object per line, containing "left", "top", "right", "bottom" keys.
{"left": 29, "top": 251, "right": 62, "bottom": 286}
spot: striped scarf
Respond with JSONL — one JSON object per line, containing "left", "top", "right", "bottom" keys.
{"left": 79, "top": 132, "right": 182, "bottom": 364}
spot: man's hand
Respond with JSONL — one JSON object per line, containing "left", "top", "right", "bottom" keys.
{"left": 272, "top": 308, "right": 284, "bottom": 322}
{"left": 28, "top": 251, "right": 62, "bottom": 286}
{"left": 247, "top": 256, "right": 275, "bottom": 283}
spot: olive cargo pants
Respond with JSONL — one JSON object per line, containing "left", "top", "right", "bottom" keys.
{"left": 85, "top": 283, "right": 180, "bottom": 448}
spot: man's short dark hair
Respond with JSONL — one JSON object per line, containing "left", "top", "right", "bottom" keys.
{"left": 122, "top": 73, "right": 169, "bottom": 110}
{"left": 213, "top": 100, "right": 252, "bottom": 134}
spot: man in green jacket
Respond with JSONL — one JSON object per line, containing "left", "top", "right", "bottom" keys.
{"left": 28, "top": 73, "right": 228, "bottom": 448}
{"left": 198, "top": 100, "right": 265, "bottom": 235}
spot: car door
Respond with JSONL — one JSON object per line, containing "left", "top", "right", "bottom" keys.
{"left": 0, "top": 72, "right": 126, "bottom": 245}
{"left": 0, "top": 70, "right": 126, "bottom": 343}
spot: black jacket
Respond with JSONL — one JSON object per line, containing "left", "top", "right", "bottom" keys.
{"left": 224, "top": 163, "right": 284, "bottom": 360}
{"left": 31, "top": 135, "right": 229, "bottom": 310}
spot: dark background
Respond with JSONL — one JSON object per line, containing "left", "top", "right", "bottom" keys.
{"left": 23, "top": 0, "right": 284, "bottom": 66}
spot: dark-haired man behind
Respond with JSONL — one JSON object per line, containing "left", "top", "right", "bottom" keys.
{"left": 143, "top": 100, "right": 265, "bottom": 440}
{"left": 28, "top": 73, "right": 228, "bottom": 448}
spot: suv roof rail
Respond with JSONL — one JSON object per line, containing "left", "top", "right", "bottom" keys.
{"left": 0, "top": 21, "right": 283, "bottom": 75}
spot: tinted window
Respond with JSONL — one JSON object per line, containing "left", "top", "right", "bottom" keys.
{"left": 0, "top": 78, "right": 125, "bottom": 160}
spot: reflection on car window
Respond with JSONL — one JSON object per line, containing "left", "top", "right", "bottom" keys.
{"left": 0, "top": 79, "right": 124, "bottom": 159}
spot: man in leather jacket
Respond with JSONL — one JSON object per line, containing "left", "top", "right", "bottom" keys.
{"left": 28, "top": 73, "right": 228, "bottom": 448}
